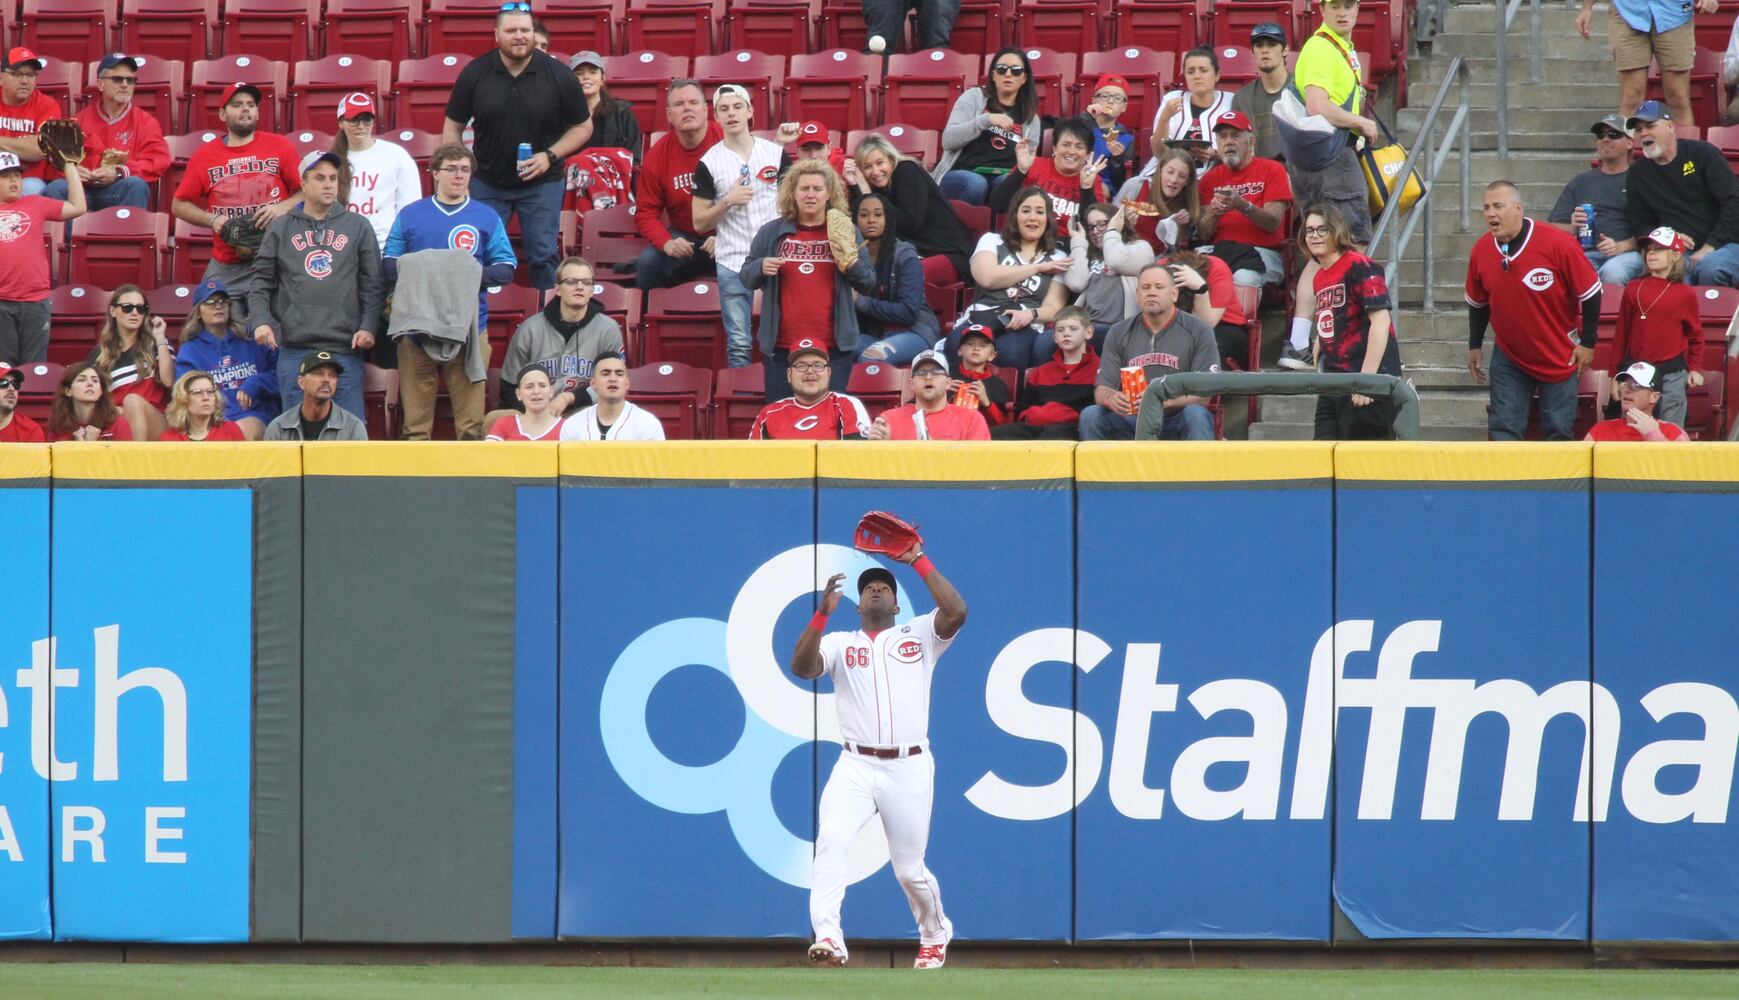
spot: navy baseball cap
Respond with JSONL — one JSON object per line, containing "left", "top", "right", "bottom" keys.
{"left": 96, "top": 53, "right": 140, "bottom": 74}
{"left": 1627, "top": 100, "right": 1671, "bottom": 129}
{"left": 1250, "top": 21, "right": 1287, "bottom": 44}
{"left": 192, "top": 278, "right": 229, "bottom": 305}
{"left": 299, "top": 149, "right": 344, "bottom": 175}
{"left": 857, "top": 567, "right": 897, "bottom": 595}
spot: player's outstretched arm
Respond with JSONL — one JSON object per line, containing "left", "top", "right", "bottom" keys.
{"left": 791, "top": 572, "right": 846, "bottom": 680}
{"left": 903, "top": 547, "right": 966, "bottom": 640}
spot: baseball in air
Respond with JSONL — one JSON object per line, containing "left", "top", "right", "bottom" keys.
{"left": 868, "top": 35, "right": 887, "bottom": 53}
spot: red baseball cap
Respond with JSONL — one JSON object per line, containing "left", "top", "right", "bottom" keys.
{"left": 219, "top": 82, "right": 264, "bottom": 107}
{"left": 1214, "top": 110, "right": 1254, "bottom": 133}
{"left": 1092, "top": 75, "right": 1131, "bottom": 98}
{"left": 0, "top": 362, "right": 27, "bottom": 386}
{"left": 798, "top": 120, "right": 831, "bottom": 146}
{"left": 3, "top": 47, "right": 46, "bottom": 72}
{"left": 336, "top": 91, "right": 376, "bottom": 120}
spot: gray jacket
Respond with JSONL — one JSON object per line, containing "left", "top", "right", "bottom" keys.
{"left": 387, "top": 248, "right": 487, "bottom": 384}
{"left": 262, "top": 402, "right": 368, "bottom": 440}
{"left": 740, "top": 218, "right": 877, "bottom": 356}
{"left": 248, "top": 203, "right": 383, "bottom": 352}
{"left": 932, "top": 88, "right": 1043, "bottom": 182}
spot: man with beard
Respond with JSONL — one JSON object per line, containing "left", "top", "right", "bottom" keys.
{"left": 865, "top": 349, "right": 990, "bottom": 440}
{"left": 1624, "top": 100, "right": 1739, "bottom": 287}
{"left": 748, "top": 342, "right": 871, "bottom": 439}
{"left": 0, "top": 362, "right": 45, "bottom": 441}
{"left": 1197, "top": 110, "right": 1292, "bottom": 288}
{"left": 172, "top": 83, "right": 301, "bottom": 320}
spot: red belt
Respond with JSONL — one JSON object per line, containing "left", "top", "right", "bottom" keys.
{"left": 850, "top": 744, "right": 923, "bottom": 759}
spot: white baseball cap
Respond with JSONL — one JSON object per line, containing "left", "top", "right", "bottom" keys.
{"left": 336, "top": 91, "right": 376, "bottom": 121}
{"left": 911, "top": 349, "right": 949, "bottom": 375}
{"left": 1617, "top": 361, "right": 1659, "bottom": 390}
{"left": 0, "top": 150, "right": 20, "bottom": 173}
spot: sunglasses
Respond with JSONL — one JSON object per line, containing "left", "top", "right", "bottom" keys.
{"left": 992, "top": 64, "right": 1027, "bottom": 77}
{"left": 102, "top": 75, "right": 138, "bottom": 85}
{"left": 201, "top": 295, "right": 230, "bottom": 306}
{"left": 1595, "top": 129, "right": 1625, "bottom": 140}
{"left": 499, "top": 1, "right": 532, "bottom": 10}
{"left": 114, "top": 302, "right": 148, "bottom": 314}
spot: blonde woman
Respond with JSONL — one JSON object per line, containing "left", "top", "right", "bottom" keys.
{"left": 740, "top": 160, "right": 877, "bottom": 401}
{"left": 174, "top": 278, "right": 277, "bottom": 439}
{"left": 844, "top": 133, "right": 973, "bottom": 285}
{"left": 88, "top": 285, "right": 173, "bottom": 440}
{"left": 161, "top": 370, "right": 245, "bottom": 441}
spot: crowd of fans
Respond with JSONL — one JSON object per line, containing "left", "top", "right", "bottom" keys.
{"left": 0, "top": 0, "right": 1728, "bottom": 446}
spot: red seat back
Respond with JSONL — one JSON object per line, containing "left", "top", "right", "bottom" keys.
{"left": 18, "top": 0, "right": 116, "bottom": 66}
{"left": 847, "top": 124, "right": 939, "bottom": 169}
{"left": 146, "top": 283, "right": 201, "bottom": 331}
{"left": 881, "top": 50, "right": 976, "bottom": 132}
{"left": 118, "top": 0, "right": 216, "bottom": 66}
{"left": 67, "top": 208, "right": 169, "bottom": 289}
{"left": 170, "top": 216, "right": 215, "bottom": 285}
{"left": 723, "top": 0, "right": 816, "bottom": 57}
{"left": 1112, "top": 0, "right": 1206, "bottom": 55}
{"left": 290, "top": 54, "right": 393, "bottom": 130}
{"left": 29, "top": 57, "right": 84, "bottom": 114}
{"left": 188, "top": 55, "right": 288, "bottom": 132}
{"left": 1080, "top": 47, "right": 1174, "bottom": 137}
{"left": 395, "top": 54, "right": 469, "bottom": 135}
{"left": 786, "top": 49, "right": 881, "bottom": 135}
{"left": 17, "top": 361, "right": 66, "bottom": 422}
{"left": 846, "top": 360, "right": 906, "bottom": 417}
{"left": 621, "top": 0, "right": 721, "bottom": 60}
{"left": 220, "top": 0, "right": 317, "bottom": 65}
{"left": 325, "top": 0, "right": 423, "bottom": 64}
{"left": 694, "top": 49, "right": 788, "bottom": 124}
{"left": 1014, "top": 0, "right": 1102, "bottom": 55}
{"left": 539, "top": 0, "right": 624, "bottom": 56}
{"left": 603, "top": 52, "right": 696, "bottom": 136}
{"left": 644, "top": 282, "right": 728, "bottom": 370}
{"left": 628, "top": 360, "right": 714, "bottom": 438}
{"left": 44, "top": 288, "right": 109, "bottom": 366}
{"left": 483, "top": 284, "right": 543, "bottom": 357}
{"left": 711, "top": 362, "right": 765, "bottom": 437}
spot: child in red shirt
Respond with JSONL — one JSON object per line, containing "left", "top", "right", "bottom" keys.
{"left": 0, "top": 149, "right": 85, "bottom": 364}
{"left": 994, "top": 306, "right": 1099, "bottom": 439}
{"left": 1611, "top": 227, "right": 1702, "bottom": 428}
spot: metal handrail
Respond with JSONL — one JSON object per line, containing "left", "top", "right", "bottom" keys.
{"left": 1495, "top": 0, "right": 1543, "bottom": 158}
{"left": 1368, "top": 55, "right": 1474, "bottom": 310}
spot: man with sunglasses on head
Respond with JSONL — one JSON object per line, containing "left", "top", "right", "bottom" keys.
{"left": 0, "top": 47, "right": 61, "bottom": 196}
{"left": 443, "top": 2, "right": 591, "bottom": 293}
{"left": 1545, "top": 114, "right": 1644, "bottom": 286}
{"left": 41, "top": 53, "right": 165, "bottom": 211}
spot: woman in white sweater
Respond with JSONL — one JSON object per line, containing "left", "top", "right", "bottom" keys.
{"left": 332, "top": 91, "right": 423, "bottom": 246}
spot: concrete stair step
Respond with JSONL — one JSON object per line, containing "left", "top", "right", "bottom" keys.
{"left": 1390, "top": 81, "right": 1620, "bottom": 109}
{"left": 1433, "top": 152, "right": 1601, "bottom": 185}
{"left": 1405, "top": 365, "right": 1485, "bottom": 388}
{"left": 1402, "top": 340, "right": 1479, "bottom": 367}
{"left": 1411, "top": 56, "right": 1627, "bottom": 88}
{"left": 1440, "top": 2, "right": 1604, "bottom": 36}
{"left": 1395, "top": 108, "right": 1619, "bottom": 141}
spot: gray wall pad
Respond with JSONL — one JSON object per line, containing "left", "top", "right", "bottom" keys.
{"left": 300, "top": 477, "right": 518, "bottom": 943}
{"left": 251, "top": 477, "right": 304, "bottom": 942}
{"left": 1139, "top": 372, "right": 1422, "bottom": 439}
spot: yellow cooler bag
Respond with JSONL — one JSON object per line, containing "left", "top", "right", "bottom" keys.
{"left": 1361, "top": 116, "right": 1426, "bottom": 219}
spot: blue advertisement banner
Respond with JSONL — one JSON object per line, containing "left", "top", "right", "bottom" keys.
{"left": 1333, "top": 479, "right": 1592, "bottom": 940}
{"left": 49, "top": 488, "right": 252, "bottom": 942}
{"left": 0, "top": 482, "right": 51, "bottom": 941}
{"left": 1075, "top": 480, "right": 1334, "bottom": 940}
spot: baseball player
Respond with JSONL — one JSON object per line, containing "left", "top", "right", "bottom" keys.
{"left": 790, "top": 542, "right": 968, "bottom": 971}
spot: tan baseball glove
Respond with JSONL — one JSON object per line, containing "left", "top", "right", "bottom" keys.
{"left": 826, "top": 207, "right": 859, "bottom": 270}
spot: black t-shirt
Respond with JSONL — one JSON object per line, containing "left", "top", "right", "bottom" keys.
{"left": 1625, "top": 138, "right": 1739, "bottom": 249}
{"left": 301, "top": 408, "right": 330, "bottom": 440}
{"left": 952, "top": 108, "right": 1023, "bottom": 174}
{"left": 445, "top": 49, "right": 590, "bottom": 188}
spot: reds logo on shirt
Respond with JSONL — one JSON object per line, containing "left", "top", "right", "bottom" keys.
{"left": 0, "top": 210, "right": 29, "bottom": 243}
{"left": 304, "top": 249, "right": 334, "bottom": 278}
{"left": 449, "top": 225, "right": 480, "bottom": 253}
{"left": 794, "top": 414, "right": 821, "bottom": 432}
{"left": 893, "top": 639, "right": 923, "bottom": 663}
{"left": 1522, "top": 267, "right": 1555, "bottom": 292}
{"left": 757, "top": 165, "right": 779, "bottom": 183}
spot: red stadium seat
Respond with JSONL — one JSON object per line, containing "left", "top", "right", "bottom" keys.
{"left": 846, "top": 360, "right": 906, "bottom": 417}
{"left": 848, "top": 124, "right": 939, "bottom": 168}
{"left": 950, "top": 199, "right": 990, "bottom": 238}
{"left": 1211, "top": 1, "right": 1302, "bottom": 58}
{"left": 483, "top": 283, "right": 542, "bottom": 357}
{"left": 85, "top": 56, "right": 180, "bottom": 129}
{"left": 164, "top": 130, "right": 221, "bottom": 207}
{"left": 16, "top": 0, "right": 115, "bottom": 66}
{"left": 1079, "top": 47, "right": 1174, "bottom": 138}
{"left": 621, "top": 0, "right": 722, "bottom": 60}
{"left": 1697, "top": 0, "right": 1739, "bottom": 53}
{"left": 381, "top": 127, "right": 442, "bottom": 196}
{"left": 1013, "top": 0, "right": 1102, "bottom": 55}
{"left": 1693, "top": 285, "right": 1739, "bottom": 369}
{"left": 285, "top": 129, "right": 335, "bottom": 163}
{"left": 63, "top": 208, "right": 170, "bottom": 289}
{"left": 817, "top": 0, "right": 886, "bottom": 52}
{"left": 1685, "top": 370, "right": 1726, "bottom": 439}
{"left": 220, "top": 0, "right": 318, "bottom": 65}
{"left": 188, "top": 55, "right": 288, "bottom": 133}
{"left": 289, "top": 54, "right": 393, "bottom": 130}
{"left": 1708, "top": 124, "right": 1739, "bottom": 171}
{"left": 145, "top": 282, "right": 200, "bottom": 331}
{"left": 394, "top": 54, "right": 468, "bottom": 135}
{"left": 785, "top": 49, "right": 881, "bottom": 135}
{"left": 712, "top": 362, "right": 765, "bottom": 438}
{"left": 1212, "top": 44, "right": 1259, "bottom": 89}
{"left": 602, "top": 52, "right": 694, "bottom": 136}
{"left": 881, "top": 49, "right": 976, "bottom": 133}
{"left": 44, "top": 288, "right": 108, "bottom": 365}
{"left": 1113, "top": 0, "right": 1206, "bottom": 55}
{"left": 643, "top": 282, "right": 729, "bottom": 370}
{"left": 538, "top": 0, "right": 624, "bottom": 56}
{"left": 694, "top": 49, "right": 787, "bottom": 125}
{"left": 628, "top": 361, "right": 715, "bottom": 439}
{"left": 581, "top": 236, "right": 648, "bottom": 285}
{"left": 578, "top": 202, "right": 639, "bottom": 245}
{"left": 997, "top": 47, "right": 1077, "bottom": 120}
{"left": 170, "top": 216, "right": 214, "bottom": 284}
{"left": 325, "top": 0, "right": 423, "bottom": 64}
{"left": 426, "top": 0, "right": 519, "bottom": 57}
{"left": 1647, "top": 48, "right": 1725, "bottom": 128}
{"left": 16, "top": 362, "right": 65, "bottom": 423}
{"left": 588, "top": 280, "right": 643, "bottom": 359}
{"left": 724, "top": 0, "right": 816, "bottom": 57}
{"left": 30, "top": 58, "right": 84, "bottom": 116}
{"left": 118, "top": 0, "right": 215, "bottom": 66}
{"left": 364, "top": 363, "right": 397, "bottom": 439}
{"left": 948, "top": 0, "right": 1009, "bottom": 56}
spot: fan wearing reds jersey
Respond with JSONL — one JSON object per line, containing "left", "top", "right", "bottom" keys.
{"left": 1585, "top": 361, "right": 1688, "bottom": 442}
{"left": 748, "top": 343, "right": 871, "bottom": 440}
{"left": 791, "top": 541, "right": 968, "bottom": 970}
{"left": 1466, "top": 180, "right": 1602, "bottom": 441}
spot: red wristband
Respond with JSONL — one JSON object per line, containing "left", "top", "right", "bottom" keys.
{"left": 809, "top": 611, "right": 829, "bottom": 632}
{"left": 912, "top": 555, "right": 937, "bottom": 578}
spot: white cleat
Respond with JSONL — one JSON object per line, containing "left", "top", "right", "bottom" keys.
{"left": 808, "top": 938, "right": 847, "bottom": 967}
{"left": 913, "top": 943, "right": 947, "bottom": 969}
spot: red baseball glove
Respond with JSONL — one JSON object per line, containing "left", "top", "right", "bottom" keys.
{"left": 854, "top": 510, "right": 922, "bottom": 560}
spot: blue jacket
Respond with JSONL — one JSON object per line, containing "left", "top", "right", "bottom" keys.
{"left": 176, "top": 327, "right": 280, "bottom": 424}
{"left": 857, "top": 238, "right": 940, "bottom": 345}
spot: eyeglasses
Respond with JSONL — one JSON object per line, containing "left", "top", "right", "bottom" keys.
{"left": 114, "top": 302, "right": 148, "bottom": 314}
{"left": 1302, "top": 225, "right": 1331, "bottom": 237}
{"left": 102, "top": 75, "right": 138, "bottom": 85}
{"left": 789, "top": 362, "right": 830, "bottom": 373}
{"left": 912, "top": 369, "right": 948, "bottom": 380}
{"left": 991, "top": 64, "right": 1027, "bottom": 77}
{"left": 341, "top": 116, "right": 375, "bottom": 126}
{"left": 2, "top": 69, "right": 37, "bottom": 80}
{"left": 556, "top": 277, "right": 595, "bottom": 287}
{"left": 435, "top": 164, "right": 472, "bottom": 174}
{"left": 1088, "top": 221, "right": 1111, "bottom": 232}
{"left": 1092, "top": 92, "right": 1127, "bottom": 104}
{"left": 187, "top": 387, "right": 219, "bottom": 397}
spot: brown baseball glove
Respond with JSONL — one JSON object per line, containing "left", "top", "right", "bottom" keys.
{"left": 37, "top": 119, "right": 86, "bottom": 169}
{"left": 854, "top": 510, "right": 922, "bottom": 560}
{"left": 826, "top": 207, "right": 859, "bottom": 271}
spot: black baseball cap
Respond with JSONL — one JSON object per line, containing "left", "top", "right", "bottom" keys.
{"left": 299, "top": 351, "right": 343, "bottom": 376}
{"left": 857, "top": 567, "right": 896, "bottom": 595}
{"left": 1250, "top": 21, "right": 1287, "bottom": 44}
{"left": 96, "top": 53, "right": 140, "bottom": 75}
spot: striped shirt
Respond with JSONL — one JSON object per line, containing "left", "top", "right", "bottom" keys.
{"left": 693, "top": 137, "right": 785, "bottom": 273}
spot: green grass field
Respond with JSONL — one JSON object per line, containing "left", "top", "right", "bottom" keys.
{"left": 2, "top": 966, "right": 1738, "bottom": 1000}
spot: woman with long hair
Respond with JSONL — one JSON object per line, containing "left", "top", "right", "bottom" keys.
{"left": 742, "top": 160, "right": 877, "bottom": 401}
{"left": 161, "top": 370, "right": 244, "bottom": 441}
{"left": 1163, "top": 248, "right": 1250, "bottom": 369}
{"left": 1149, "top": 46, "right": 1235, "bottom": 174}
{"left": 845, "top": 133, "right": 974, "bottom": 286}
{"left": 948, "top": 186, "right": 1071, "bottom": 370}
{"left": 1116, "top": 147, "right": 1199, "bottom": 252}
{"left": 47, "top": 362, "right": 132, "bottom": 441}
{"left": 933, "top": 46, "right": 1042, "bottom": 206}
{"left": 174, "top": 279, "right": 277, "bottom": 440}
{"left": 88, "top": 285, "right": 171, "bottom": 440}
{"left": 1298, "top": 203, "right": 1401, "bottom": 439}
{"left": 1062, "top": 203, "right": 1155, "bottom": 341}
{"left": 852, "top": 191, "right": 939, "bottom": 365}
{"left": 486, "top": 365, "right": 565, "bottom": 441}
{"left": 330, "top": 91, "right": 420, "bottom": 247}
{"left": 571, "top": 53, "right": 642, "bottom": 160}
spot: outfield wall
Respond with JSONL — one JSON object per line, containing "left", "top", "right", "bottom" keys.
{"left": 2, "top": 441, "right": 1737, "bottom": 944}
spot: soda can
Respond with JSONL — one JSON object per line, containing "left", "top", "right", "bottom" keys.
{"left": 1578, "top": 203, "right": 1595, "bottom": 249}
{"left": 1121, "top": 366, "right": 1147, "bottom": 415}
{"left": 517, "top": 142, "right": 534, "bottom": 167}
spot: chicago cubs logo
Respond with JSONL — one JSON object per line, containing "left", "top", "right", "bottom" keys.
{"left": 1522, "top": 267, "right": 1555, "bottom": 292}
{"left": 893, "top": 639, "right": 923, "bottom": 663}
{"left": 0, "top": 210, "right": 30, "bottom": 242}
{"left": 758, "top": 165, "right": 779, "bottom": 183}
{"left": 304, "top": 249, "right": 334, "bottom": 278}
{"left": 448, "top": 225, "right": 479, "bottom": 253}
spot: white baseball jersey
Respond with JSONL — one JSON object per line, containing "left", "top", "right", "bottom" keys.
{"left": 818, "top": 610, "right": 955, "bottom": 748}
{"left": 694, "top": 136, "right": 784, "bottom": 272}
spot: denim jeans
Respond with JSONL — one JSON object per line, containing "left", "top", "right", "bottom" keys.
{"left": 44, "top": 175, "right": 150, "bottom": 209}
{"left": 1689, "top": 243, "right": 1739, "bottom": 287}
{"left": 939, "top": 170, "right": 992, "bottom": 206}
{"left": 276, "top": 345, "right": 367, "bottom": 423}
{"left": 857, "top": 331, "right": 931, "bottom": 365}
{"left": 21, "top": 177, "right": 45, "bottom": 196}
{"left": 1585, "top": 249, "right": 1644, "bottom": 285}
{"left": 715, "top": 265, "right": 755, "bottom": 368}
{"left": 1486, "top": 342, "right": 1577, "bottom": 441}
{"left": 471, "top": 176, "right": 565, "bottom": 291}
{"left": 863, "top": 0, "right": 962, "bottom": 49}
{"left": 634, "top": 228, "right": 716, "bottom": 291}
{"left": 1078, "top": 402, "right": 1214, "bottom": 440}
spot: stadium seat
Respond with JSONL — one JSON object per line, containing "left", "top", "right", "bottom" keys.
{"left": 846, "top": 360, "right": 906, "bottom": 417}
{"left": 15, "top": 362, "right": 63, "bottom": 423}
{"left": 881, "top": 50, "right": 976, "bottom": 133}
{"left": 1211, "top": 1, "right": 1301, "bottom": 58}
{"left": 1686, "top": 370, "right": 1726, "bottom": 440}
{"left": 286, "top": 129, "right": 336, "bottom": 163}
{"left": 118, "top": 0, "right": 215, "bottom": 66}
{"left": 188, "top": 55, "right": 288, "bottom": 132}
{"left": 643, "top": 283, "right": 729, "bottom": 370}
{"left": 164, "top": 131, "right": 221, "bottom": 207}
{"left": 483, "top": 284, "right": 542, "bottom": 358}
{"left": 538, "top": 0, "right": 624, "bottom": 56}
{"left": 1230, "top": 283, "right": 1262, "bottom": 425}
{"left": 923, "top": 281, "right": 964, "bottom": 326}
{"left": 1212, "top": 44, "right": 1259, "bottom": 90}
{"left": 1079, "top": 47, "right": 1174, "bottom": 138}
{"left": 1694, "top": 286, "right": 1739, "bottom": 370}
{"left": 31, "top": 58, "right": 85, "bottom": 116}
{"left": 785, "top": 49, "right": 882, "bottom": 135}
{"left": 628, "top": 360, "right": 714, "bottom": 438}
{"left": 1001, "top": 47, "right": 1077, "bottom": 120}
{"left": 588, "top": 281, "right": 643, "bottom": 360}
{"left": 1013, "top": 0, "right": 1102, "bottom": 55}
{"left": 581, "top": 236, "right": 648, "bottom": 284}
{"left": 220, "top": 0, "right": 319, "bottom": 65}
{"left": 145, "top": 282, "right": 200, "bottom": 331}
{"left": 621, "top": 0, "right": 722, "bottom": 59}
{"left": 694, "top": 49, "right": 787, "bottom": 125}
{"left": 816, "top": 0, "right": 889, "bottom": 51}
{"left": 363, "top": 363, "right": 397, "bottom": 439}
{"left": 170, "top": 216, "right": 215, "bottom": 284}
{"left": 85, "top": 56, "right": 181, "bottom": 129}
{"left": 1112, "top": 0, "right": 1206, "bottom": 55}
{"left": 44, "top": 288, "right": 109, "bottom": 365}
{"left": 711, "top": 362, "right": 766, "bottom": 438}
{"left": 289, "top": 54, "right": 393, "bottom": 130}
{"left": 578, "top": 202, "right": 639, "bottom": 245}
{"left": 947, "top": 0, "right": 1009, "bottom": 56}
{"left": 1696, "top": 0, "right": 1739, "bottom": 54}
{"left": 1707, "top": 124, "right": 1739, "bottom": 170}
{"left": 325, "top": 0, "right": 423, "bottom": 64}
{"left": 383, "top": 127, "right": 443, "bottom": 196}
{"left": 394, "top": 54, "right": 468, "bottom": 135}
{"left": 426, "top": 0, "right": 522, "bottom": 57}
{"left": 16, "top": 0, "right": 116, "bottom": 66}
{"left": 950, "top": 199, "right": 991, "bottom": 239}
{"left": 63, "top": 208, "right": 170, "bottom": 289}
{"left": 724, "top": 0, "right": 816, "bottom": 57}
{"left": 847, "top": 124, "right": 939, "bottom": 168}
{"left": 602, "top": 52, "right": 694, "bottom": 136}
{"left": 1646, "top": 49, "right": 1724, "bottom": 128}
